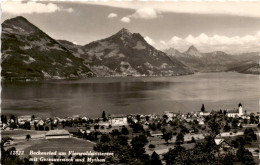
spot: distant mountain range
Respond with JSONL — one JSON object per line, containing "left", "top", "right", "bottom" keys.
{"left": 1, "top": 16, "right": 259, "bottom": 81}
{"left": 165, "top": 46, "right": 260, "bottom": 74}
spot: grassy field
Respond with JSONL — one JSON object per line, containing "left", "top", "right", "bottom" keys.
{"left": 2, "top": 129, "right": 46, "bottom": 139}
{"left": 20, "top": 138, "right": 94, "bottom": 158}
{"left": 2, "top": 129, "right": 95, "bottom": 159}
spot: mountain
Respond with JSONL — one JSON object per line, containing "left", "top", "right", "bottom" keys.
{"left": 164, "top": 48, "right": 183, "bottom": 57}
{"left": 200, "top": 51, "right": 238, "bottom": 72}
{"left": 227, "top": 61, "right": 260, "bottom": 74}
{"left": 165, "top": 47, "right": 204, "bottom": 72}
{"left": 59, "top": 28, "right": 192, "bottom": 76}
{"left": 1, "top": 16, "right": 93, "bottom": 81}
{"left": 165, "top": 46, "right": 238, "bottom": 72}
{"left": 227, "top": 52, "right": 260, "bottom": 74}
{"left": 184, "top": 45, "right": 202, "bottom": 58}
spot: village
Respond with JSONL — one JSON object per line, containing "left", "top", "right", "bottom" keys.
{"left": 1, "top": 103, "right": 260, "bottom": 164}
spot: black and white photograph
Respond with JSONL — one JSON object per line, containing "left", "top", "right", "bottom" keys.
{"left": 1, "top": 1, "right": 260, "bottom": 164}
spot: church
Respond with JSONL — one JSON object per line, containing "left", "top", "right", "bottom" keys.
{"left": 227, "top": 103, "right": 243, "bottom": 118}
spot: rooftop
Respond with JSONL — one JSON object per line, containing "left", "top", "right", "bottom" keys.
{"left": 110, "top": 114, "right": 127, "bottom": 118}
{"left": 46, "top": 129, "right": 70, "bottom": 136}
{"left": 227, "top": 109, "right": 239, "bottom": 113}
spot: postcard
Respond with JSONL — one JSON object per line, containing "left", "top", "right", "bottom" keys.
{"left": 1, "top": 1, "right": 260, "bottom": 165}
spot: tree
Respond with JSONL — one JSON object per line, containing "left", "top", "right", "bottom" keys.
{"left": 136, "top": 115, "right": 141, "bottom": 122}
{"left": 145, "top": 116, "right": 150, "bottom": 122}
{"left": 163, "top": 131, "right": 173, "bottom": 144}
{"left": 180, "top": 126, "right": 189, "bottom": 134}
{"left": 232, "top": 118, "right": 239, "bottom": 128}
{"left": 26, "top": 134, "right": 31, "bottom": 141}
{"left": 149, "top": 123, "right": 157, "bottom": 131}
{"left": 132, "top": 122, "right": 144, "bottom": 133}
{"left": 163, "top": 146, "right": 185, "bottom": 165}
{"left": 236, "top": 136, "right": 246, "bottom": 147}
{"left": 100, "top": 134, "right": 110, "bottom": 143}
{"left": 10, "top": 122, "right": 17, "bottom": 129}
{"left": 94, "top": 124, "right": 99, "bottom": 131}
{"left": 102, "top": 111, "right": 106, "bottom": 122}
{"left": 117, "top": 135, "right": 128, "bottom": 146}
{"left": 236, "top": 147, "right": 255, "bottom": 165}
{"left": 150, "top": 151, "right": 162, "bottom": 165}
{"left": 224, "top": 123, "right": 231, "bottom": 132}
{"left": 223, "top": 110, "right": 227, "bottom": 116}
{"left": 176, "top": 133, "right": 184, "bottom": 145}
{"left": 111, "top": 129, "right": 120, "bottom": 136}
{"left": 121, "top": 126, "right": 129, "bottom": 135}
{"left": 244, "top": 128, "right": 257, "bottom": 141}
{"left": 249, "top": 114, "right": 255, "bottom": 124}
{"left": 44, "top": 126, "right": 49, "bottom": 131}
{"left": 191, "top": 136, "right": 196, "bottom": 143}
{"left": 149, "top": 144, "right": 155, "bottom": 148}
{"left": 10, "top": 115, "right": 16, "bottom": 123}
{"left": 131, "top": 134, "right": 148, "bottom": 157}
{"left": 208, "top": 115, "right": 221, "bottom": 135}
{"left": 1, "top": 115, "right": 7, "bottom": 124}
{"left": 201, "top": 104, "right": 205, "bottom": 112}
{"left": 220, "top": 151, "right": 236, "bottom": 165}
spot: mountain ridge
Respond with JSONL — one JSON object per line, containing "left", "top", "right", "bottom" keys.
{"left": 164, "top": 45, "right": 259, "bottom": 74}
{"left": 1, "top": 16, "right": 94, "bottom": 81}
{"left": 60, "top": 27, "right": 193, "bottom": 76}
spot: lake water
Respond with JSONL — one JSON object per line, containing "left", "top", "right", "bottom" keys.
{"left": 1, "top": 72, "right": 260, "bottom": 118}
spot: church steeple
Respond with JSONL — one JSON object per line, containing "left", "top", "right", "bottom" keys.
{"left": 238, "top": 102, "right": 243, "bottom": 116}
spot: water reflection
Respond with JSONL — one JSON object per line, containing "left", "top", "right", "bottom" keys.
{"left": 1, "top": 73, "right": 260, "bottom": 117}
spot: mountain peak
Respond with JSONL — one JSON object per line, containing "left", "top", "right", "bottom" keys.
{"left": 116, "top": 28, "right": 132, "bottom": 36}
{"left": 187, "top": 45, "right": 198, "bottom": 51}
{"left": 2, "top": 16, "right": 39, "bottom": 33}
{"left": 185, "top": 45, "right": 202, "bottom": 57}
{"left": 164, "top": 48, "right": 183, "bottom": 57}
{"left": 3, "top": 16, "right": 29, "bottom": 25}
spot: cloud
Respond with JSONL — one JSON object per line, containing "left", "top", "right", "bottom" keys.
{"left": 131, "top": 7, "right": 160, "bottom": 19}
{"left": 147, "top": 31, "right": 260, "bottom": 54}
{"left": 84, "top": 2, "right": 260, "bottom": 18}
{"left": 108, "top": 13, "right": 118, "bottom": 18}
{"left": 2, "top": 1, "right": 73, "bottom": 14}
{"left": 120, "top": 17, "right": 131, "bottom": 23}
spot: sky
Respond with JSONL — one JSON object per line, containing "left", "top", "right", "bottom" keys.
{"left": 1, "top": 1, "right": 260, "bottom": 54}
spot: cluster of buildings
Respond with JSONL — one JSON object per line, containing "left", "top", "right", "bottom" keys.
{"left": 1, "top": 102, "right": 259, "bottom": 141}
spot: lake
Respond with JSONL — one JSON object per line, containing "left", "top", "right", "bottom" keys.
{"left": 1, "top": 72, "right": 260, "bottom": 118}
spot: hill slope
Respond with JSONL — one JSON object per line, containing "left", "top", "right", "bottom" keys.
{"left": 59, "top": 28, "right": 192, "bottom": 76}
{"left": 1, "top": 16, "right": 93, "bottom": 81}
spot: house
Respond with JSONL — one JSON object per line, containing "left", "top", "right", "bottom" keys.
{"left": 3, "top": 138, "right": 14, "bottom": 147}
{"left": 72, "top": 115, "right": 80, "bottom": 120}
{"left": 98, "top": 121, "right": 110, "bottom": 126}
{"left": 198, "top": 119, "right": 205, "bottom": 125}
{"left": 109, "top": 114, "right": 128, "bottom": 126}
{"left": 199, "top": 111, "right": 210, "bottom": 116}
{"left": 45, "top": 129, "right": 71, "bottom": 139}
{"left": 37, "top": 120, "right": 45, "bottom": 127}
{"left": 18, "top": 115, "right": 31, "bottom": 124}
{"left": 214, "top": 138, "right": 235, "bottom": 154}
{"left": 163, "top": 111, "right": 179, "bottom": 121}
{"left": 150, "top": 131, "right": 163, "bottom": 137}
{"left": 82, "top": 117, "right": 88, "bottom": 121}
{"left": 64, "top": 127, "right": 79, "bottom": 136}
